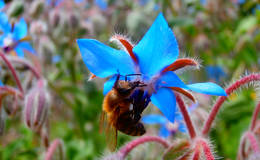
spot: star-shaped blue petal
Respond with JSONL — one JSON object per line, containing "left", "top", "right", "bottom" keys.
{"left": 77, "top": 39, "right": 136, "bottom": 78}
{"left": 133, "top": 13, "right": 179, "bottom": 78}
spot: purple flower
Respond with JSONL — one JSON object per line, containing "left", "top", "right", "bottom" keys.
{"left": 77, "top": 13, "right": 226, "bottom": 122}
{"left": 0, "top": 12, "right": 35, "bottom": 57}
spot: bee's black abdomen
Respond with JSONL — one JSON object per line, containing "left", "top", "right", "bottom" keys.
{"left": 118, "top": 122, "right": 146, "bottom": 136}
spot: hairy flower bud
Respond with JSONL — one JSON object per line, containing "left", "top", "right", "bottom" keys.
{"left": 49, "top": 10, "right": 60, "bottom": 28}
{"left": 29, "top": 0, "right": 44, "bottom": 18}
{"left": 7, "top": 1, "right": 24, "bottom": 18}
{"left": 69, "top": 13, "right": 79, "bottom": 29}
{"left": 30, "top": 20, "right": 48, "bottom": 35}
{"left": 24, "top": 79, "right": 51, "bottom": 131}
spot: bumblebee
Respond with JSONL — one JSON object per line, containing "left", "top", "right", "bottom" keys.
{"left": 100, "top": 74, "right": 149, "bottom": 151}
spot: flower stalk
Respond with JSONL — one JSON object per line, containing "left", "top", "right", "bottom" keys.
{"left": 202, "top": 73, "right": 260, "bottom": 136}
{"left": 244, "top": 132, "right": 260, "bottom": 153}
{"left": 175, "top": 93, "right": 196, "bottom": 139}
{"left": 6, "top": 56, "right": 41, "bottom": 79}
{"left": 199, "top": 139, "right": 214, "bottom": 160}
{"left": 118, "top": 136, "right": 169, "bottom": 159}
{"left": 45, "top": 139, "right": 64, "bottom": 160}
{"left": 250, "top": 101, "right": 260, "bottom": 131}
{"left": 0, "top": 52, "right": 24, "bottom": 93}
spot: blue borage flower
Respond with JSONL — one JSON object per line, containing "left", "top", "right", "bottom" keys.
{"left": 205, "top": 65, "right": 226, "bottom": 83}
{"left": 142, "top": 113, "right": 186, "bottom": 138}
{"left": 0, "top": 0, "right": 4, "bottom": 10}
{"left": 95, "top": 0, "right": 107, "bottom": 11}
{"left": 77, "top": 13, "right": 227, "bottom": 122}
{"left": 0, "top": 12, "right": 35, "bottom": 57}
{"left": 46, "top": 0, "right": 84, "bottom": 6}
{"left": 142, "top": 103, "right": 198, "bottom": 138}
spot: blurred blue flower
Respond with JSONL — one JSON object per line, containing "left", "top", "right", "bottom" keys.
{"left": 0, "top": 80, "right": 3, "bottom": 86}
{"left": 74, "top": 0, "right": 84, "bottom": 3}
{"left": 0, "top": 12, "right": 35, "bottom": 57}
{"left": 142, "top": 112, "right": 186, "bottom": 138}
{"left": 138, "top": 0, "right": 159, "bottom": 10}
{"left": 46, "top": 0, "right": 83, "bottom": 6}
{"left": 205, "top": 65, "right": 226, "bottom": 83}
{"left": 94, "top": 0, "right": 107, "bottom": 11}
{"left": 237, "top": 0, "right": 245, "bottom": 4}
{"left": 252, "top": 4, "right": 260, "bottom": 14}
{"left": 46, "top": 0, "right": 63, "bottom": 6}
{"left": 142, "top": 103, "right": 198, "bottom": 138}
{"left": 77, "top": 13, "right": 226, "bottom": 122}
{"left": 0, "top": 0, "right": 4, "bottom": 10}
{"left": 52, "top": 55, "right": 61, "bottom": 63}
{"left": 200, "top": 0, "right": 207, "bottom": 6}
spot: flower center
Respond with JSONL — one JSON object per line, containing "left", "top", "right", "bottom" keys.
{"left": 166, "top": 121, "right": 179, "bottom": 132}
{"left": 3, "top": 34, "right": 14, "bottom": 47}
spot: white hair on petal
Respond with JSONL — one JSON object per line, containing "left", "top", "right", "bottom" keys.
{"left": 174, "top": 56, "right": 202, "bottom": 75}
{"left": 109, "top": 33, "right": 135, "bottom": 53}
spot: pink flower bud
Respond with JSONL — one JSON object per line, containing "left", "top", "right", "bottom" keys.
{"left": 29, "top": 0, "right": 45, "bottom": 18}
{"left": 24, "top": 79, "right": 51, "bottom": 131}
{"left": 49, "top": 10, "right": 60, "bottom": 28}
{"left": 30, "top": 20, "right": 48, "bottom": 35}
{"left": 69, "top": 13, "right": 79, "bottom": 29}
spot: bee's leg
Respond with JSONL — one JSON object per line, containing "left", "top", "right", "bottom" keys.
{"left": 132, "top": 113, "right": 141, "bottom": 123}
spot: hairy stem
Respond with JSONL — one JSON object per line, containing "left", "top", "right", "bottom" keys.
{"left": 200, "top": 139, "right": 214, "bottom": 160}
{"left": 45, "top": 139, "right": 64, "bottom": 160}
{"left": 202, "top": 73, "right": 260, "bottom": 136}
{"left": 250, "top": 101, "right": 260, "bottom": 131}
{"left": 118, "top": 136, "right": 169, "bottom": 159}
{"left": 6, "top": 56, "right": 41, "bottom": 79}
{"left": 0, "top": 86, "right": 23, "bottom": 98}
{"left": 175, "top": 93, "right": 196, "bottom": 139}
{"left": 0, "top": 52, "right": 24, "bottom": 93}
{"left": 245, "top": 131, "right": 260, "bottom": 153}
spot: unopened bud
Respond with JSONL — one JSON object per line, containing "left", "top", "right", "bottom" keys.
{"left": 24, "top": 79, "right": 51, "bottom": 131}
{"left": 29, "top": 0, "right": 45, "bottom": 18}
{"left": 7, "top": 1, "right": 24, "bottom": 18}
{"left": 49, "top": 10, "right": 60, "bottom": 28}
{"left": 69, "top": 13, "right": 79, "bottom": 29}
{"left": 30, "top": 20, "right": 48, "bottom": 35}
{"left": 163, "top": 139, "right": 191, "bottom": 159}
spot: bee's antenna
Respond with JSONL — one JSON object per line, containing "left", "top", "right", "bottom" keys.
{"left": 137, "top": 84, "right": 147, "bottom": 87}
{"left": 113, "top": 74, "right": 121, "bottom": 88}
{"left": 125, "top": 74, "right": 142, "bottom": 77}
{"left": 125, "top": 74, "right": 142, "bottom": 81}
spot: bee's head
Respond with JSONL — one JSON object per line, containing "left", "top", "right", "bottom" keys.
{"left": 114, "top": 80, "right": 146, "bottom": 97}
{"left": 114, "top": 81, "right": 134, "bottom": 96}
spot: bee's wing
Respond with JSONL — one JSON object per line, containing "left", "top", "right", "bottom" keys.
{"left": 105, "top": 122, "right": 118, "bottom": 152}
{"left": 99, "top": 110, "right": 106, "bottom": 133}
{"left": 99, "top": 110, "right": 118, "bottom": 151}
